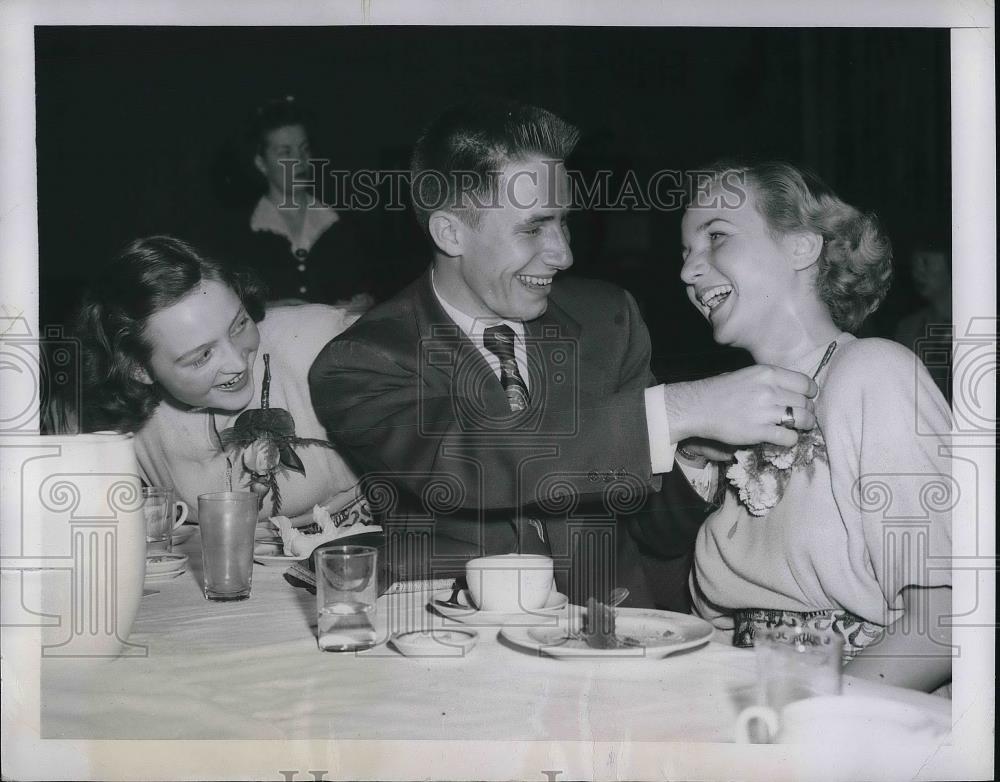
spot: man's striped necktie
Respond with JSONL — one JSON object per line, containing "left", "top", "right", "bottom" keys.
{"left": 483, "top": 324, "right": 529, "bottom": 412}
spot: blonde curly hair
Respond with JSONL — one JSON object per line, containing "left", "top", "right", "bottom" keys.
{"left": 700, "top": 160, "right": 893, "bottom": 332}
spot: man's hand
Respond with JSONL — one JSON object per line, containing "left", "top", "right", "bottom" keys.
{"left": 663, "top": 365, "right": 818, "bottom": 448}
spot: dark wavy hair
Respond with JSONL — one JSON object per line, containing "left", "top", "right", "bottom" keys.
{"left": 409, "top": 99, "right": 580, "bottom": 235}
{"left": 242, "top": 96, "right": 318, "bottom": 192}
{"left": 694, "top": 160, "right": 893, "bottom": 333}
{"left": 76, "top": 236, "right": 267, "bottom": 433}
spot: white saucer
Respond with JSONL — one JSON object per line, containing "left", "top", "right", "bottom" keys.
{"left": 253, "top": 540, "right": 283, "bottom": 556}
{"left": 500, "top": 607, "right": 713, "bottom": 659}
{"left": 171, "top": 525, "right": 197, "bottom": 546}
{"left": 390, "top": 629, "right": 479, "bottom": 657}
{"left": 430, "top": 588, "right": 567, "bottom": 626}
{"left": 145, "top": 552, "right": 189, "bottom": 575}
{"left": 144, "top": 569, "right": 187, "bottom": 583}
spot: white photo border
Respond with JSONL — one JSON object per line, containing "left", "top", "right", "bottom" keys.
{"left": 1, "top": 2, "right": 994, "bottom": 780}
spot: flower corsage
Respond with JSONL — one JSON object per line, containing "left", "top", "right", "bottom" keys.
{"left": 725, "top": 340, "right": 839, "bottom": 518}
{"left": 216, "top": 354, "right": 338, "bottom": 516}
{"left": 726, "top": 430, "right": 827, "bottom": 516}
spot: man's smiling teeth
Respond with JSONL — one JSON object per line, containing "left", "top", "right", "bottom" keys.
{"left": 699, "top": 285, "right": 733, "bottom": 310}
{"left": 517, "top": 274, "right": 553, "bottom": 289}
{"left": 217, "top": 373, "right": 244, "bottom": 390}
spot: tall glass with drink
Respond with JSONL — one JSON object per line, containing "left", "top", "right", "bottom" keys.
{"left": 198, "top": 491, "right": 258, "bottom": 601}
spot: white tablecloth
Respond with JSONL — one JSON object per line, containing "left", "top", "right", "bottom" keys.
{"left": 40, "top": 530, "right": 950, "bottom": 744}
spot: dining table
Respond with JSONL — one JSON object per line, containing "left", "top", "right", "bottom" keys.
{"left": 33, "top": 527, "right": 955, "bottom": 780}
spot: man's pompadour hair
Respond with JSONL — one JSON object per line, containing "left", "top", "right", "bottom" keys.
{"left": 409, "top": 99, "right": 580, "bottom": 233}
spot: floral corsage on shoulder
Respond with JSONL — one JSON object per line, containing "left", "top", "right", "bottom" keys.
{"left": 726, "top": 431, "right": 827, "bottom": 516}
{"left": 725, "top": 341, "right": 838, "bottom": 517}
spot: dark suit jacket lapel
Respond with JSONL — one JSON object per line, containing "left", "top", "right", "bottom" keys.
{"left": 411, "top": 270, "right": 510, "bottom": 415}
{"left": 523, "top": 291, "right": 582, "bottom": 420}
{"left": 408, "top": 270, "right": 519, "bottom": 556}
{"left": 409, "top": 270, "right": 585, "bottom": 422}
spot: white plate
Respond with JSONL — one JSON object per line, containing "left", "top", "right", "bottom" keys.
{"left": 145, "top": 552, "right": 189, "bottom": 575}
{"left": 253, "top": 553, "right": 309, "bottom": 567}
{"left": 430, "top": 588, "right": 567, "bottom": 626}
{"left": 500, "top": 608, "right": 713, "bottom": 659}
{"left": 171, "top": 525, "right": 197, "bottom": 546}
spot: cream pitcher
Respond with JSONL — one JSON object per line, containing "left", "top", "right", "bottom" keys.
{"left": 1, "top": 432, "right": 146, "bottom": 658}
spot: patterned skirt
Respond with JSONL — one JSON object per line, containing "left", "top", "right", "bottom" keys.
{"left": 732, "top": 607, "right": 885, "bottom": 663}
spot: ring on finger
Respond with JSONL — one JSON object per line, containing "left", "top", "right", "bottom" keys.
{"left": 780, "top": 405, "right": 796, "bottom": 429}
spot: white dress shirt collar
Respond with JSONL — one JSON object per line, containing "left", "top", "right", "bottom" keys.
{"left": 429, "top": 269, "right": 527, "bottom": 345}
{"left": 430, "top": 268, "right": 530, "bottom": 388}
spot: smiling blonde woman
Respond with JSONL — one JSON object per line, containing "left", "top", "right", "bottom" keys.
{"left": 680, "top": 161, "right": 953, "bottom": 693}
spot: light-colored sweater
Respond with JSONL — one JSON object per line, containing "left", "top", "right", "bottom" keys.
{"left": 135, "top": 304, "right": 360, "bottom": 523}
{"left": 691, "top": 335, "right": 953, "bottom": 629}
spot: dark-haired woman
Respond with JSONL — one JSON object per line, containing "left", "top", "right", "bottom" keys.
{"left": 213, "top": 97, "right": 374, "bottom": 308}
{"left": 680, "top": 162, "right": 952, "bottom": 692}
{"left": 77, "top": 235, "right": 375, "bottom": 528}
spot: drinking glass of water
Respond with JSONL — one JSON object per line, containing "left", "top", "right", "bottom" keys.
{"left": 754, "top": 625, "right": 843, "bottom": 712}
{"left": 315, "top": 545, "right": 379, "bottom": 652}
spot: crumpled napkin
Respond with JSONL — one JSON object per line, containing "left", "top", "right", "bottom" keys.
{"left": 271, "top": 504, "right": 382, "bottom": 558}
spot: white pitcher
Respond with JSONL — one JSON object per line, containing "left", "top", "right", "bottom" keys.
{"left": 0, "top": 433, "right": 146, "bottom": 658}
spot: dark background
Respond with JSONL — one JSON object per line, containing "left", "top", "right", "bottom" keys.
{"left": 35, "top": 26, "right": 950, "bottom": 380}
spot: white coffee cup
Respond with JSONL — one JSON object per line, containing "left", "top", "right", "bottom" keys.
{"left": 143, "top": 487, "right": 190, "bottom": 554}
{"left": 465, "top": 554, "right": 554, "bottom": 612}
{"left": 735, "top": 695, "right": 951, "bottom": 745}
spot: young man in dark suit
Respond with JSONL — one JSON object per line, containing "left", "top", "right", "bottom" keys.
{"left": 308, "top": 100, "right": 817, "bottom": 608}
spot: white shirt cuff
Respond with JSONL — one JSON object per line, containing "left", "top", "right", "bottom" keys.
{"left": 644, "top": 384, "right": 677, "bottom": 474}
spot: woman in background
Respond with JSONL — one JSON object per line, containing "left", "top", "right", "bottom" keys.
{"left": 680, "top": 160, "right": 952, "bottom": 692}
{"left": 76, "top": 235, "right": 374, "bottom": 529}
{"left": 212, "top": 96, "right": 375, "bottom": 309}
{"left": 894, "top": 244, "right": 952, "bottom": 402}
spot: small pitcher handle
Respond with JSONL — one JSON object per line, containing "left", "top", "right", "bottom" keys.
{"left": 173, "top": 501, "right": 190, "bottom": 529}
{"left": 735, "top": 705, "right": 780, "bottom": 744}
